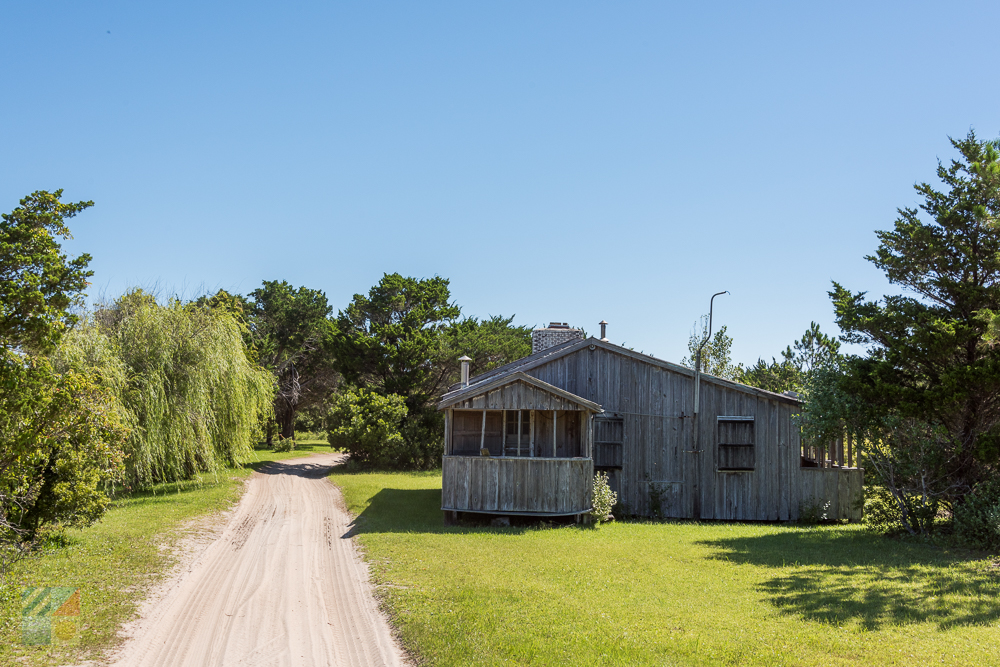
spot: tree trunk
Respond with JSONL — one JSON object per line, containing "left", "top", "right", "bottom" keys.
{"left": 277, "top": 404, "right": 296, "bottom": 440}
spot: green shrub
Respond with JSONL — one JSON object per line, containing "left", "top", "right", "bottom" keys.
{"left": 327, "top": 388, "right": 410, "bottom": 468}
{"left": 591, "top": 472, "right": 617, "bottom": 523}
{"left": 398, "top": 409, "right": 445, "bottom": 469}
{"left": 954, "top": 478, "right": 1000, "bottom": 551}
{"left": 271, "top": 435, "right": 295, "bottom": 453}
{"left": 861, "top": 486, "right": 905, "bottom": 534}
{"left": 0, "top": 352, "right": 128, "bottom": 566}
{"left": 798, "top": 497, "right": 831, "bottom": 525}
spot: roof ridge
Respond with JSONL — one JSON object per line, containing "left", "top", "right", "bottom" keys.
{"left": 448, "top": 337, "right": 800, "bottom": 406}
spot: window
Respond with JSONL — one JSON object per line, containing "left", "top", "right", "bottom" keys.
{"left": 593, "top": 415, "right": 624, "bottom": 468}
{"left": 717, "top": 416, "right": 754, "bottom": 471}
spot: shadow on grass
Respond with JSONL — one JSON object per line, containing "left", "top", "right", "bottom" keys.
{"left": 340, "top": 487, "right": 587, "bottom": 538}
{"left": 700, "top": 529, "right": 1000, "bottom": 630}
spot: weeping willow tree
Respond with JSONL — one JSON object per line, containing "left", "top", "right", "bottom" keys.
{"left": 57, "top": 290, "right": 275, "bottom": 486}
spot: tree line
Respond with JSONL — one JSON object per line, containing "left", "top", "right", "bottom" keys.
{"left": 6, "top": 130, "right": 1000, "bottom": 561}
{"left": 688, "top": 131, "right": 1000, "bottom": 548}
{"left": 0, "top": 192, "right": 530, "bottom": 566}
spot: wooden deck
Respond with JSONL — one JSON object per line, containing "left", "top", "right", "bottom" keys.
{"left": 441, "top": 456, "right": 593, "bottom": 515}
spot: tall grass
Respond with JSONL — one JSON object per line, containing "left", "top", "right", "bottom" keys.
{"left": 55, "top": 291, "right": 275, "bottom": 486}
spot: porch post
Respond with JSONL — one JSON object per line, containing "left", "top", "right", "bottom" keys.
{"left": 502, "top": 409, "right": 506, "bottom": 457}
{"left": 529, "top": 410, "right": 535, "bottom": 457}
{"left": 553, "top": 410, "right": 558, "bottom": 458}
{"left": 517, "top": 410, "right": 523, "bottom": 457}
{"left": 445, "top": 409, "right": 453, "bottom": 455}
{"left": 480, "top": 409, "right": 487, "bottom": 454}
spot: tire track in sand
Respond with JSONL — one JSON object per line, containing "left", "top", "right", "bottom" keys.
{"left": 110, "top": 453, "right": 409, "bottom": 667}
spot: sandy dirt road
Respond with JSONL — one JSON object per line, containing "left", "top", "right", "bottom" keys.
{"left": 110, "top": 453, "right": 409, "bottom": 667}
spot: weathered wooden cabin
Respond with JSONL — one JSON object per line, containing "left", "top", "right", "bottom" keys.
{"left": 438, "top": 323, "right": 864, "bottom": 522}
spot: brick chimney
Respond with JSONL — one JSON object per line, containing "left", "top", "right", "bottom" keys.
{"left": 531, "top": 322, "right": 584, "bottom": 353}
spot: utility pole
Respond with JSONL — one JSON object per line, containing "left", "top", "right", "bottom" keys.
{"left": 691, "top": 290, "right": 728, "bottom": 519}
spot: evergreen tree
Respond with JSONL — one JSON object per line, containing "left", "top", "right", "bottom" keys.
{"left": 827, "top": 131, "right": 1000, "bottom": 528}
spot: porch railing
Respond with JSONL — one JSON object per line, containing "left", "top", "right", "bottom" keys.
{"left": 442, "top": 456, "right": 593, "bottom": 515}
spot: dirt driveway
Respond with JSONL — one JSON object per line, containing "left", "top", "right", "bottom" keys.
{"left": 110, "top": 453, "right": 409, "bottom": 667}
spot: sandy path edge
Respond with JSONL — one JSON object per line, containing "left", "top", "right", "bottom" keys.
{"left": 102, "top": 453, "right": 411, "bottom": 667}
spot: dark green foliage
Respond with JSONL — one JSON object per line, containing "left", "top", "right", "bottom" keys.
{"left": 327, "top": 388, "right": 412, "bottom": 468}
{"left": 293, "top": 402, "right": 335, "bottom": 435}
{"left": 827, "top": 131, "right": 1000, "bottom": 533}
{"left": 861, "top": 486, "right": 905, "bottom": 535}
{"left": 737, "top": 322, "right": 840, "bottom": 394}
{"left": 0, "top": 353, "right": 127, "bottom": 552}
{"left": 332, "top": 273, "right": 460, "bottom": 467}
{"left": 783, "top": 321, "right": 841, "bottom": 374}
{"left": 443, "top": 314, "right": 532, "bottom": 379}
{"left": 245, "top": 281, "right": 339, "bottom": 441}
{"left": 954, "top": 478, "right": 1000, "bottom": 551}
{"left": 736, "top": 357, "right": 801, "bottom": 394}
{"left": 680, "top": 320, "right": 737, "bottom": 379}
{"left": 330, "top": 275, "right": 530, "bottom": 469}
{"left": 0, "top": 192, "right": 127, "bottom": 569}
{"left": 0, "top": 190, "right": 93, "bottom": 353}
{"left": 333, "top": 273, "right": 460, "bottom": 405}
{"left": 798, "top": 498, "right": 832, "bottom": 525}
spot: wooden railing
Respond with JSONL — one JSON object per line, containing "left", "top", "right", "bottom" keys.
{"left": 802, "top": 433, "right": 857, "bottom": 469}
{"left": 798, "top": 467, "right": 864, "bottom": 522}
{"left": 442, "top": 456, "right": 593, "bottom": 515}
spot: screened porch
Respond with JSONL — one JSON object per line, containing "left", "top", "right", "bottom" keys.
{"left": 448, "top": 408, "right": 589, "bottom": 458}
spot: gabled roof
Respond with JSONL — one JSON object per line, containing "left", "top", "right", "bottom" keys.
{"left": 445, "top": 337, "right": 584, "bottom": 393}
{"left": 438, "top": 371, "right": 603, "bottom": 412}
{"left": 453, "top": 337, "right": 801, "bottom": 407}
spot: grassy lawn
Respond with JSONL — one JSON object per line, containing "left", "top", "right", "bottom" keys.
{"left": 0, "top": 442, "right": 329, "bottom": 667}
{"left": 331, "top": 468, "right": 1000, "bottom": 667}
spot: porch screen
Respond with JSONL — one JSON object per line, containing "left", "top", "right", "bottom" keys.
{"left": 505, "top": 411, "right": 531, "bottom": 456}
{"left": 453, "top": 409, "right": 584, "bottom": 457}
{"left": 452, "top": 410, "right": 503, "bottom": 455}
{"left": 534, "top": 410, "right": 584, "bottom": 458}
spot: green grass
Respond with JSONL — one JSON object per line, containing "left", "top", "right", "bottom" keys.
{"left": 0, "top": 442, "right": 329, "bottom": 666}
{"left": 331, "top": 468, "right": 1000, "bottom": 667}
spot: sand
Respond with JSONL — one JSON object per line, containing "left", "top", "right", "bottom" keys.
{"left": 108, "top": 453, "right": 409, "bottom": 667}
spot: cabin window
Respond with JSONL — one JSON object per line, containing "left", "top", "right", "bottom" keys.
{"left": 593, "top": 415, "right": 624, "bottom": 468}
{"left": 717, "top": 416, "right": 754, "bottom": 471}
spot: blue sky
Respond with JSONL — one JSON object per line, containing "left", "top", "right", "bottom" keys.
{"left": 3, "top": 2, "right": 999, "bottom": 366}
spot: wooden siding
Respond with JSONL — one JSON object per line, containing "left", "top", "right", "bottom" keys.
{"left": 521, "top": 344, "right": 863, "bottom": 521}
{"left": 796, "top": 468, "right": 864, "bottom": 522}
{"left": 442, "top": 457, "right": 593, "bottom": 514}
{"left": 449, "top": 380, "right": 582, "bottom": 411}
